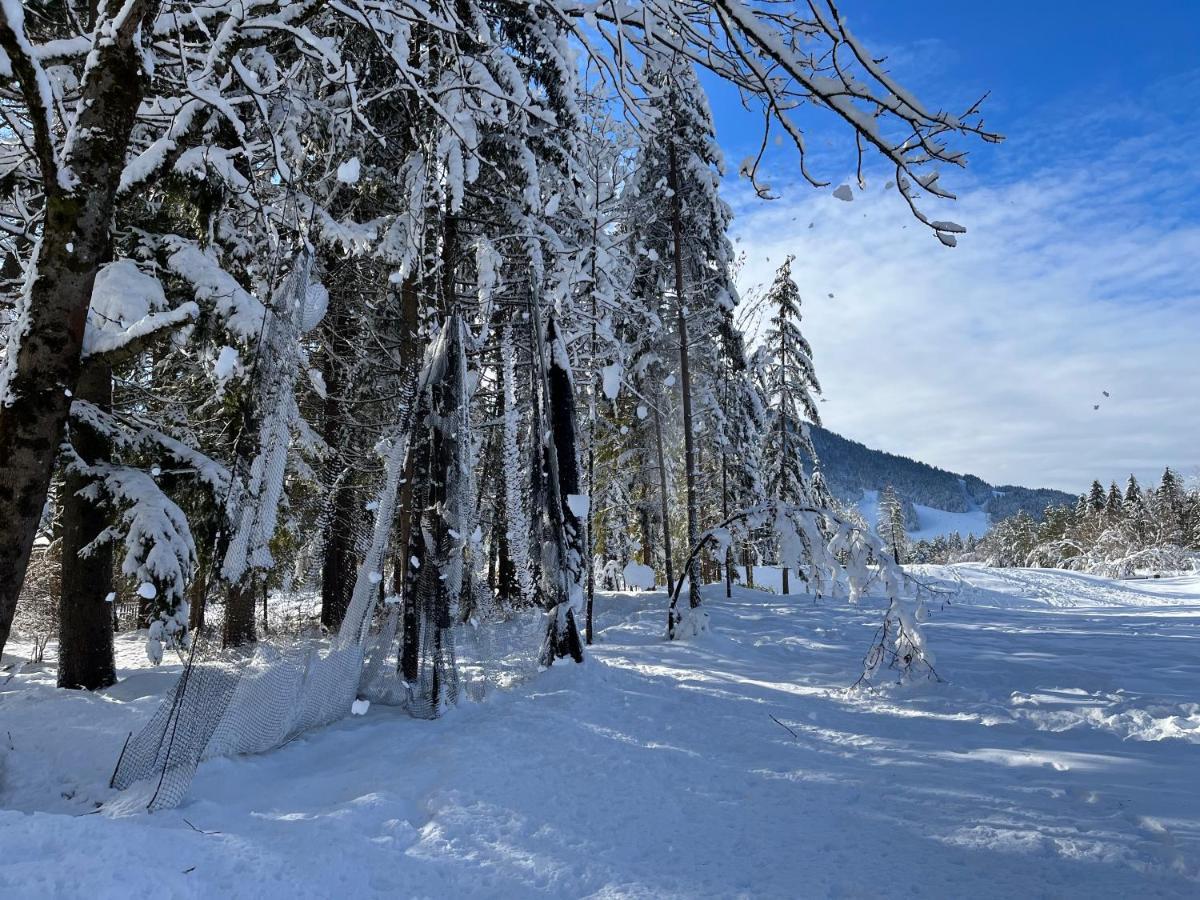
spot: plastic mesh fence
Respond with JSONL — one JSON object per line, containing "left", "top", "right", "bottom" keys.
{"left": 108, "top": 311, "right": 544, "bottom": 811}
{"left": 110, "top": 256, "right": 406, "bottom": 811}
{"left": 110, "top": 638, "right": 366, "bottom": 810}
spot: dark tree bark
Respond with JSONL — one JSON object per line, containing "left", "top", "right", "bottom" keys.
{"left": 493, "top": 348, "right": 521, "bottom": 605}
{"left": 526, "top": 314, "right": 548, "bottom": 607}
{"left": 401, "top": 213, "right": 459, "bottom": 679}
{"left": 401, "top": 314, "right": 468, "bottom": 706}
{"left": 221, "top": 395, "right": 260, "bottom": 649}
{"left": 188, "top": 560, "right": 208, "bottom": 632}
{"left": 539, "top": 316, "right": 584, "bottom": 666}
{"left": 722, "top": 456, "right": 733, "bottom": 598}
{"left": 652, "top": 407, "right": 675, "bottom": 591}
{"left": 320, "top": 276, "right": 355, "bottom": 630}
{"left": 0, "top": 1, "right": 161, "bottom": 660}
{"left": 640, "top": 480, "right": 654, "bottom": 571}
{"left": 398, "top": 434, "right": 422, "bottom": 682}
{"left": 667, "top": 142, "right": 702, "bottom": 610}
{"left": 222, "top": 579, "right": 259, "bottom": 648}
{"left": 58, "top": 362, "right": 116, "bottom": 690}
{"left": 321, "top": 480, "right": 355, "bottom": 630}
{"left": 387, "top": 137, "right": 432, "bottom": 608}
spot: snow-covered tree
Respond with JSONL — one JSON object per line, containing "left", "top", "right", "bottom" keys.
{"left": 758, "top": 256, "right": 823, "bottom": 592}
{"left": 988, "top": 467, "right": 1199, "bottom": 577}
{"left": 878, "top": 486, "right": 908, "bottom": 565}
{"left": 0, "top": 1, "right": 1003, "bottom": 685}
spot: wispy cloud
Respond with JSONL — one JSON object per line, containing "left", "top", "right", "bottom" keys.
{"left": 728, "top": 79, "right": 1200, "bottom": 493}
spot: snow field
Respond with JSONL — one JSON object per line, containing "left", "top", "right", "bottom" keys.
{"left": 856, "top": 489, "right": 990, "bottom": 542}
{"left": 2, "top": 567, "right": 1199, "bottom": 898}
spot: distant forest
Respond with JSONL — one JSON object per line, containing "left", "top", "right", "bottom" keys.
{"left": 806, "top": 426, "right": 1076, "bottom": 522}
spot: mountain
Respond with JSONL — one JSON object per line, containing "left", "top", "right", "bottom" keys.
{"left": 805, "top": 425, "right": 1076, "bottom": 538}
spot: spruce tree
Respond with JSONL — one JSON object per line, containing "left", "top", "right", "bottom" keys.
{"left": 878, "top": 485, "right": 907, "bottom": 565}
{"left": 761, "top": 256, "right": 822, "bottom": 592}
{"left": 1152, "top": 468, "right": 1187, "bottom": 546}
{"left": 626, "top": 56, "right": 739, "bottom": 618}
{"left": 1105, "top": 482, "right": 1123, "bottom": 521}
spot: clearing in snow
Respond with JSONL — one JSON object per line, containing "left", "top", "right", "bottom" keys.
{"left": 2, "top": 566, "right": 1198, "bottom": 898}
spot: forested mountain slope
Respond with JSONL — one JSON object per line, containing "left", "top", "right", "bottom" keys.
{"left": 807, "top": 426, "right": 1075, "bottom": 522}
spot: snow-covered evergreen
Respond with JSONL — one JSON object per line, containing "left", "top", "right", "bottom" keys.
{"left": 920, "top": 468, "right": 1200, "bottom": 576}
{"left": 0, "top": 0, "right": 1051, "bottom": 855}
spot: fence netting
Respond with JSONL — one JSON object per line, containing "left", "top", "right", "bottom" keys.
{"left": 110, "top": 311, "right": 545, "bottom": 812}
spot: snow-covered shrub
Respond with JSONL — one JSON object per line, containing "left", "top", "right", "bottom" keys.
{"left": 668, "top": 500, "right": 936, "bottom": 685}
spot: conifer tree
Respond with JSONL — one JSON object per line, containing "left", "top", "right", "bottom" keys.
{"left": 1152, "top": 468, "right": 1187, "bottom": 546}
{"left": 1105, "top": 482, "right": 1123, "bottom": 521}
{"left": 1124, "top": 474, "right": 1144, "bottom": 507}
{"left": 626, "top": 56, "right": 739, "bottom": 618}
{"left": 878, "top": 486, "right": 907, "bottom": 565}
{"left": 760, "top": 256, "right": 822, "bottom": 592}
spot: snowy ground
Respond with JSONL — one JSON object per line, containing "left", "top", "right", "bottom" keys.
{"left": 856, "top": 488, "right": 989, "bottom": 541}
{"left": 908, "top": 502, "right": 989, "bottom": 540}
{"left": 3, "top": 565, "right": 1199, "bottom": 898}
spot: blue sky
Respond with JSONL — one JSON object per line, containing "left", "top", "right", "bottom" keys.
{"left": 706, "top": 2, "right": 1200, "bottom": 494}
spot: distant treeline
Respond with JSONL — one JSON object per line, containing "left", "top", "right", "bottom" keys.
{"left": 807, "top": 426, "right": 1075, "bottom": 522}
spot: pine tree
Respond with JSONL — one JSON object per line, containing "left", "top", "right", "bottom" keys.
{"left": 1122, "top": 474, "right": 1149, "bottom": 545}
{"left": 948, "top": 532, "right": 964, "bottom": 555}
{"left": 1124, "top": 474, "right": 1144, "bottom": 507}
{"left": 1152, "top": 468, "right": 1187, "bottom": 546}
{"left": 626, "top": 56, "right": 739, "bottom": 616}
{"left": 0, "top": 0, "right": 1002, "bottom": 666}
{"left": 878, "top": 486, "right": 907, "bottom": 565}
{"left": 1105, "top": 482, "right": 1123, "bottom": 521}
{"left": 761, "top": 256, "right": 822, "bottom": 592}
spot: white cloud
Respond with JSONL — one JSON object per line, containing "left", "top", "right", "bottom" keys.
{"left": 729, "top": 147, "right": 1200, "bottom": 493}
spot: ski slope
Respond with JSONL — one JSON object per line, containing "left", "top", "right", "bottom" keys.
{"left": 2, "top": 568, "right": 1199, "bottom": 898}
{"left": 908, "top": 502, "right": 989, "bottom": 540}
{"left": 857, "top": 488, "right": 990, "bottom": 542}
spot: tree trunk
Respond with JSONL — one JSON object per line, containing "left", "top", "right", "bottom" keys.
{"left": 400, "top": 414, "right": 432, "bottom": 683}
{"left": 320, "top": 274, "right": 356, "bottom": 630}
{"left": 188, "top": 562, "right": 208, "bottom": 632}
{"left": 391, "top": 241, "right": 436, "bottom": 626}
{"left": 586, "top": 329, "right": 597, "bottom": 644}
{"left": 261, "top": 581, "right": 270, "bottom": 635}
{"left": 539, "top": 316, "right": 585, "bottom": 665}
{"left": 668, "top": 142, "right": 702, "bottom": 610}
{"left": 652, "top": 407, "right": 675, "bottom": 591}
{"left": 321, "top": 479, "right": 355, "bottom": 630}
{"left": 221, "top": 496, "right": 259, "bottom": 647}
{"left": 494, "top": 352, "right": 520, "bottom": 605}
{"left": 58, "top": 362, "right": 116, "bottom": 690}
{"left": 223, "top": 578, "right": 258, "bottom": 648}
{"left": 639, "top": 479, "right": 654, "bottom": 575}
{"left": 722, "top": 456, "right": 733, "bottom": 598}
{"left": 400, "top": 286, "right": 451, "bottom": 682}
{"left": 0, "top": 2, "right": 160, "bottom": 660}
